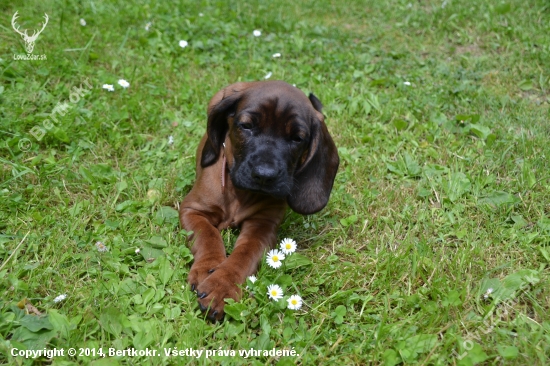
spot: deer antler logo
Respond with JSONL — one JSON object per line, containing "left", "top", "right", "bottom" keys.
{"left": 11, "top": 11, "right": 49, "bottom": 54}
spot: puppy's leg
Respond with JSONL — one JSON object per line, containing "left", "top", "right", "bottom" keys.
{"left": 180, "top": 207, "right": 227, "bottom": 292}
{"left": 195, "top": 218, "right": 279, "bottom": 321}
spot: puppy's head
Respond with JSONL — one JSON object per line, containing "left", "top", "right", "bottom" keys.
{"left": 201, "top": 80, "right": 339, "bottom": 215}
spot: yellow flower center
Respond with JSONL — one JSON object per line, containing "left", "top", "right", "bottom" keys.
{"left": 285, "top": 244, "right": 291, "bottom": 249}
{"left": 273, "top": 256, "right": 279, "bottom": 262}
{"left": 271, "top": 290, "right": 277, "bottom": 296}
{"left": 291, "top": 299, "right": 297, "bottom": 305}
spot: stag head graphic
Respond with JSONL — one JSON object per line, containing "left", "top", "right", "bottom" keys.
{"left": 11, "top": 11, "right": 49, "bottom": 54}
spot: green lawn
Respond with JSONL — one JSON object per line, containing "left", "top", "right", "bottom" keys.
{"left": 1, "top": 0, "right": 549, "bottom": 364}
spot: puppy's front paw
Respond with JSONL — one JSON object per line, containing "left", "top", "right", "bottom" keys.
{"left": 188, "top": 256, "right": 225, "bottom": 293}
{"left": 195, "top": 267, "right": 243, "bottom": 321}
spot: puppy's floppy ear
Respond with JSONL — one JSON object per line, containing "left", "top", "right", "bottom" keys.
{"left": 201, "top": 82, "right": 250, "bottom": 167}
{"left": 308, "top": 93, "right": 323, "bottom": 113}
{"left": 287, "top": 94, "right": 339, "bottom": 215}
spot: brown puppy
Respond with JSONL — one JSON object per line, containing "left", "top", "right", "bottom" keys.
{"left": 179, "top": 80, "right": 339, "bottom": 320}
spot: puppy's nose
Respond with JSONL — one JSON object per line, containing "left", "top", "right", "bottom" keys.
{"left": 252, "top": 165, "right": 279, "bottom": 186}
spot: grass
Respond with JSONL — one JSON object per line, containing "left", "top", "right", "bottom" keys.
{"left": 1, "top": 0, "right": 549, "bottom": 364}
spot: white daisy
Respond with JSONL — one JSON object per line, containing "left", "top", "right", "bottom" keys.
{"left": 279, "top": 238, "right": 297, "bottom": 254}
{"left": 135, "top": 248, "right": 140, "bottom": 254}
{"left": 483, "top": 287, "right": 494, "bottom": 299}
{"left": 266, "top": 249, "right": 285, "bottom": 268}
{"left": 168, "top": 135, "right": 174, "bottom": 145}
{"left": 403, "top": 81, "right": 411, "bottom": 86}
{"left": 102, "top": 84, "right": 114, "bottom": 92}
{"left": 79, "top": 19, "right": 86, "bottom": 26}
{"left": 272, "top": 53, "right": 281, "bottom": 58}
{"left": 287, "top": 295, "right": 303, "bottom": 310}
{"left": 53, "top": 294, "right": 67, "bottom": 303}
{"left": 179, "top": 40, "right": 188, "bottom": 48}
{"left": 253, "top": 30, "right": 261, "bottom": 37}
{"left": 118, "top": 79, "right": 130, "bottom": 88}
{"left": 248, "top": 275, "right": 257, "bottom": 283}
{"left": 199, "top": 13, "right": 204, "bottom": 17}
{"left": 267, "top": 284, "right": 283, "bottom": 301}
{"left": 95, "top": 241, "right": 108, "bottom": 252}
{"left": 145, "top": 22, "right": 152, "bottom": 31}
{"left": 264, "top": 71, "right": 272, "bottom": 79}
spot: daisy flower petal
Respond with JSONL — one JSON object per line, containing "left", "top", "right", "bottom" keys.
{"left": 102, "top": 84, "right": 114, "bottom": 92}
{"left": 264, "top": 71, "right": 272, "bottom": 79}
{"left": 279, "top": 238, "right": 297, "bottom": 254}
{"left": 117, "top": 79, "right": 130, "bottom": 88}
{"left": 266, "top": 249, "right": 285, "bottom": 268}
{"left": 267, "top": 284, "right": 283, "bottom": 300}
{"left": 95, "top": 241, "right": 108, "bottom": 252}
{"left": 287, "top": 295, "right": 303, "bottom": 310}
{"left": 179, "top": 40, "right": 188, "bottom": 48}
{"left": 253, "top": 30, "right": 261, "bottom": 37}
{"left": 483, "top": 287, "right": 494, "bottom": 299}
{"left": 248, "top": 275, "right": 257, "bottom": 283}
{"left": 53, "top": 294, "right": 67, "bottom": 303}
